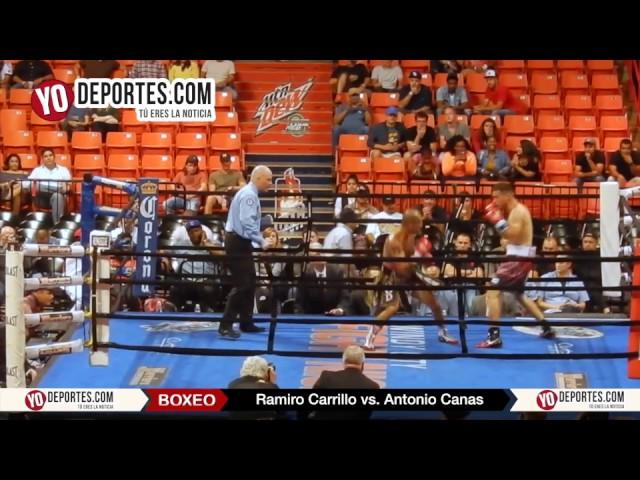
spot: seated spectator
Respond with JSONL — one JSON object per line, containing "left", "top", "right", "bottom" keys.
{"left": 574, "top": 138, "right": 606, "bottom": 187}
{"left": 442, "top": 232, "right": 484, "bottom": 313}
{"left": 508, "top": 140, "right": 541, "bottom": 182}
{"left": 164, "top": 155, "right": 208, "bottom": 215}
{"left": 608, "top": 139, "right": 640, "bottom": 187}
{"left": 90, "top": 106, "right": 121, "bottom": 142}
{"left": 331, "top": 60, "right": 370, "bottom": 94}
{"left": 460, "top": 60, "right": 489, "bottom": 77}
{"left": 574, "top": 233, "right": 609, "bottom": 313}
{"left": 28, "top": 149, "right": 71, "bottom": 223}
{"left": 228, "top": 356, "right": 280, "bottom": 420}
{"left": 398, "top": 71, "right": 434, "bottom": 114}
{"left": 419, "top": 190, "right": 449, "bottom": 225}
{"left": 371, "top": 60, "right": 403, "bottom": 92}
{"left": 296, "top": 242, "right": 350, "bottom": 314}
{"left": 409, "top": 149, "right": 440, "bottom": 180}
{"left": 10, "top": 60, "right": 53, "bottom": 88}
{"left": 169, "top": 220, "right": 215, "bottom": 245}
{"left": 478, "top": 137, "right": 510, "bottom": 180}
{"left": 201, "top": 60, "right": 237, "bottom": 100}
{"left": 128, "top": 60, "right": 167, "bottom": 79}
{"left": 441, "top": 135, "right": 477, "bottom": 179}
{"left": 352, "top": 184, "right": 379, "bottom": 219}
{"left": 334, "top": 174, "right": 360, "bottom": 218}
{"left": 365, "top": 197, "right": 402, "bottom": 244}
{"left": 332, "top": 92, "right": 370, "bottom": 146}
{"left": 168, "top": 60, "right": 199, "bottom": 81}
{"left": 255, "top": 228, "right": 287, "bottom": 313}
{"left": 1, "top": 60, "right": 13, "bottom": 88}
{"left": 471, "top": 117, "right": 501, "bottom": 153}
{"left": 205, "top": 153, "right": 246, "bottom": 213}
{"left": 436, "top": 72, "right": 470, "bottom": 116}
{"left": 432, "top": 60, "right": 462, "bottom": 75}
{"left": 438, "top": 107, "right": 471, "bottom": 150}
{"left": 415, "top": 264, "right": 458, "bottom": 317}
{"left": 404, "top": 111, "right": 438, "bottom": 175}
{"left": 309, "top": 228, "right": 321, "bottom": 245}
{"left": 528, "top": 253, "right": 590, "bottom": 313}
{"left": 473, "top": 69, "right": 527, "bottom": 117}
{"left": 324, "top": 208, "right": 359, "bottom": 273}
{"left": 449, "top": 192, "right": 482, "bottom": 239}
{"left": 1, "top": 154, "right": 29, "bottom": 214}
{"left": 61, "top": 105, "right": 91, "bottom": 140}
{"left": 79, "top": 60, "right": 119, "bottom": 79}
{"left": 109, "top": 233, "right": 140, "bottom": 311}
{"left": 368, "top": 106, "right": 407, "bottom": 158}
{"left": 531, "top": 236, "right": 560, "bottom": 278}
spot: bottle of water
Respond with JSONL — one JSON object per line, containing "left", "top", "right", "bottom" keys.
{"left": 195, "top": 303, "right": 201, "bottom": 313}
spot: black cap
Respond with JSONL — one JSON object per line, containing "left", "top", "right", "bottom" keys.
{"left": 409, "top": 71, "right": 422, "bottom": 79}
{"left": 382, "top": 196, "right": 395, "bottom": 205}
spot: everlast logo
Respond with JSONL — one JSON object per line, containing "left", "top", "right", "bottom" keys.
{"left": 253, "top": 78, "right": 314, "bottom": 135}
{"left": 7, "top": 314, "right": 17, "bottom": 326}
{"left": 6, "top": 366, "right": 18, "bottom": 378}
{"left": 6, "top": 266, "right": 19, "bottom": 277}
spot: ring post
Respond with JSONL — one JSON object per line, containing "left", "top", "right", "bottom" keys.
{"left": 89, "top": 231, "right": 112, "bottom": 367}
{"left": 5, "top": 243, "right": 26, "bottom": 388}
{"left": 628, "top": 239, "right": 640, "bottom": 378}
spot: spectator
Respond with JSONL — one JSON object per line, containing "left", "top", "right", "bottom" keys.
{"left": 332, "top": 92, "right": 370, "bottom": 146}
{"left": 255, "top": 228, "right": 287, "bottom": 313}
{"left": 205, "top": 152, "right": 246, "bottom": 213}
{"left": 228, "top": 356, "right": 280, "bottom": 420}
{"left": 201, "top": 60, "right": 237, "bottom": 100}
{"left": 128, "top": 60, "right": 167, "bottom": 79}
{"left": 574, "top": 138, "right": 606, "bottom": 187}
{"left": 23, "top": 287, "right": 54, "bottom": 314}
{"left": 438, "top": 106, "right": 471, "bottom": 150}
{"left": 352, "top": 184, "right": 379, "bottom": 219}
{"left": 471, "top": 117, "right": 501, "bottom": 153}
{"left": 309, "top": 228, "right": 321, "bottom": 245}
{"left": 109, "top": 234, "right": 140, "bottom": 311}
{"left": 310, "top": 345, "right": 379, "bottom": 420}
{"left": 574, "top": 233, "right": 609, "bottom": 313}
{"left": 164, "top": 156, "right": 208, "bottom": 215}
{"left": 79, "top": 60, "right": 119, "bottom": 79}
{"left": 168, "top": 60, "right": 199, "bottom": 81}
{"left": 169, "top": 220, "right": 215, "bottom": 245}
{"left": 608, "top": 139, "right": 640, "bottom": 187}
{"left": 528, "top": 253, "right": 590, "bottom": 314}
{"left": 61, "top": 104, "right": 91, "bottom": 140}
{"left": 478, "top": 137, "right": 510, "bottom": 180}
{"left": 1, "top": 154, "right": 29, "bottom": 214}
{"left": 441, "top": 135, "right": 477, "bottom": 179}
{"left": 365, "top": 197, "right": 402, "bottom": 244}
{"left": 534, "top": 236, "right": 560, "bottom": 278}
{"left": 331, "top": 60, "right": 369, "bottom": 94}
{"left": 449, "top": 192, "right": 482, "bottom": 237}
{"left": 11, "top": 60, "right": 53, "bottom": 88}
{"left": 324, "top": 208, "right": 359, "bottom": 274}
{"left": 404, "top": 111, "right": 438, "bottom": 175}
{"left": 432, "top": 60, "right": 462, "bottom": 75}
{"left": 443, "top": 232, "right": 484, "bottom": 313}
{"left": 409, "top": 149, "right": 440, "bottom": 180}
{"left": 28, "top": 149, "right": 71, "bottom": 223}
{"left": 90, "top": 106, "right": 120, "bottom": 142}
{"left": 1, "top": 60, "right": 13, "bottom": 88}
{"left": 473, "top": 69, "right": 527, "bottom": 117}
{"left": 420, "top": 190, "right": 449, "bottom": 224}
{"left": 436, "top": 72, "right": 470, "bottom": 116}
{"left": 368, "top": 107, "right": 408, "bottom": 158}
{"left": 371, "top": 60, "right": 403, "bottom": 92}
{"left": 295, "top": 242, "right": 350, "bottom": 314}
{"left": 334, "top": 174, "right": 360, "bottom": 218}
{"left": 508, "top": 145, "right": 541, "bottom": 182}
{"left": 398, "top": 71, "right": 434, "bottom": 114}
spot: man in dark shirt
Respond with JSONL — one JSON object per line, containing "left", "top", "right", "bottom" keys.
{"left": 368, "top": 106, "right": 408, "bottom": 158}
{"left": 608, "top": 138, "right": 640, "bottom": 187}
{"left": 398, "top": 71, "right": 433, "bottom": 114}
{"left": 574, "top": 138, "right": 606, "bottom": 187}
{"left": 333, "top": 92, "right": 371, "bottom": 146}
{"left": 79, "top": 60, "right": 120, "bottom": 79}
{"left": 331, "top": 61, "right": 370, "bottom": 94}
{"left": 573, "top": 233, "right": 608, "bottom": 313}
{"left": 11, "top": 60, "right": 53, "bottom": 88}
{"left": 228, "top": 356, "right": 281, "bottom": 420}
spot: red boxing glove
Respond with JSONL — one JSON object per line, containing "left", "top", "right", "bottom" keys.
{"left": 484, "top": 203, "right": 507, "bottom": 233}
{"left": 414, "top": 236, "right": 433, "bottom": 257}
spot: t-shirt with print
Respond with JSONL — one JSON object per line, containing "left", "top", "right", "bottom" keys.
{"left": 367, "top": 122, "right": 408, "bottom": 148}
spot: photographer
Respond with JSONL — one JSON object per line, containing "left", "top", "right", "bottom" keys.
{"left": 228, "top": 356, "right": 281, "bottom": 420}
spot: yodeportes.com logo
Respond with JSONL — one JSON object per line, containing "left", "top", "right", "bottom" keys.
{"left": 31, "top": 78, "right": 216, "bottom": 123}
{"left": 25, "top": 390, "right": 47, "bottom": 411}
{"left": 536, "top": 390, "right": 558, "bottom": 411}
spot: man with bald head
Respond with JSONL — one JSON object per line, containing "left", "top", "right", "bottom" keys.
{"left": 220, "top": 165, "right": 273, "bottom": 339}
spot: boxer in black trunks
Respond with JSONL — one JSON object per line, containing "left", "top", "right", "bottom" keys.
{"left": 479, "top": 182, "right": 555, "bottom": 348}
{"left": 364, "top": 209, "right": 458, "bottom": 350}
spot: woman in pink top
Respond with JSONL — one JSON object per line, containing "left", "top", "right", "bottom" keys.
{"left": 441, "top": 135, "right": 477, "bottom": 179}
{"left": 163, "top": 155, "right": 208, "bottom": 214}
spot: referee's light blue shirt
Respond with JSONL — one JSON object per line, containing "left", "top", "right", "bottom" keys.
{"left": 225, "top": 183, "right": 264, "bottom": 247}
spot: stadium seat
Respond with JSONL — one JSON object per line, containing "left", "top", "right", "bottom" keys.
{"left": 504, "top": 135, "right": 535, "bottom": 155}
{"left": 465, "top": 73, "right": 487, "bottom": 94}
{"left": 0, "top": 109, "right": 27, "bottom": 139}
{"left": 337, "top": 134, "right": 368, "bottom": 167}
{"left": 526, "top": 60, "right": 555, "bottom": 74}
{"left": 0, "top": 89, "right": 7, "bottom": 108}
{"left": 500, "top": 73, "right": 528, "bottom": 95}
{"left": 121, "top": 110, "right": 149, "bottom": 140}
{"left": 18, "top": 153, "right": 39, "bottom": 170}
{"left": 370, "top": 92, "right": 400, "bottom": 114}
{"left": 530, "top": 73, "right": 558, "bottom": 95}
{"left": 590, "top": 73, "right": 621, "bottom": 96}
{"left": 150, "top": 122, "right": 180, "bottom": 136}
{"left": 539, "top": 136, "right": 570, "bottom": 160}
{"left": 176, "top": 132, "right": 209, "bottom": 157}
{"left": 496, "top": 60, "right": 525, "bottom": 72}
{"left": 8, "top": 88, "right": 32, "bottom": 110}
{"left": 544, "top": 159, "right": 574, "bottom": 183}
{"left": 547, "top": 183, "right": 579, "bottom": 218}
{"left": 54, "top": 153, "right": 72, "bottom": 170}
{"left": 400, "top": 60, "right": 430, "bottom": 70}
{"left": 517, "top": 94, "right": 531, "bottom": 112}
{"left": 595, "top": 94, "right": 625, "bottom": 117}
{"left": 564, "top": 95, "right": 594, "bottom": 117}
{"left": 51, "top": 60, "right": 78, "bottom": 69}
{"left": 107, "top": 154, "right": 139, "bottom": 178}
{"left": 36, "top": 131, "right": 68, "bottom": 154}
{"left": 372, "top": 156, "right": 405, "bottom": 181}
{"left": 3, "top": 130, "right": 34, "bottom": 156}
{"left": 403, "top": 71, "right": 432, "bottom": 88}
{"left": 53, "top": 68, "right": 77, "bottom": 84}
{"left": 560, "top": 72, "right": 590, "bottom": 96}
{"left": 515, "top": 182, "right": 545, "bottom": 219}
{"left": 572, "top": 136, "right": 600, "bottom": 154}
{"left": 216, "top": 91, "right": 233, "bottom": 112}
{"left": 567, "top": 115, "right": 598, "bottom": 140}
{"left": 71, "top": 131, "right": 103, "bottom": 155}
{"left": 30, "top": 114, "right": 59, "bottom": 133}
{"left": 208, "top": 154, "right": 242, "bottom": 172}
{"left": 372, "top": 182, "right": 408, "bottom": 210}
{"left": 211, "top": 111, "right": 239, "bottom": 134}
{"left": 402, "top": 112, "right": 416, "bottom": 128}
{"left": 73, "top": 154, "right": 105, "bottom": 177}
{"left": 503, "top": 115, "right": 535, "bottom": 136}
{"left": 437, "top": 114, "right": 468, "bottom": 126}
{"left": 210, "top": 132, "right": 241, "bottom": 155}
{"left": 339, "top": 156, "right": 372, "bottom": 182}
{"left": 557, "top": 60, "right": 585, "bottom": 73}
{"left": 112, "top": 69, "right": 127, "bottom": 79}
{"left": 140, "top": 132, "right": 173, "bottom": 156}
{"left": 141, "top": 154, "right": 173, "bottom": 179}
{"left": 586, "top": 60, "right": 615, "bottom": 74}
{"left": 532, "top": 94, "right": 562, "bottom": 118}
{"left": 536, "top": 115, "right": 566, "bottom": 139}
{"left": 603, "top": 136, "right": 630, "bottom": 162}
{"left": 105, "top": 132, "right": 137, "bottom": 156}
{"left": 578, "top": 182, "right": 601, "bottom": 218}
{"left": 599, "top": 115, "right": 629, "bottom": 141}
{"left": 470, "top": 115, "right": 501, "bottom": 132}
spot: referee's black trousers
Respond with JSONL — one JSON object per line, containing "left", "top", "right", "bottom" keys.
{"left": 221, "top": 233, "right": 256, "bottom": 329}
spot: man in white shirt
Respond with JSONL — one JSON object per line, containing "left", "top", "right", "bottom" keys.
{"left": 324, "top": 207, "right": 359, "bottom": 274}
{"left": 365, "top": 197, "right": 402, "bottom": 244}
{"left": 371, "top": 61, "right": 403, "bottom": 92}
{"left": 28, "top": 148, "right": 71, "bottom": 223}
{"left": 201, "top": 60, "right": 237, "bottom": 100}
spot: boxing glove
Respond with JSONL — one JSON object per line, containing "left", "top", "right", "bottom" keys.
{"left": 484, "top": 202, "right": 507, "bottom": 233}
{"left": 414, "top": 236, "right": 433, "bottom": 257}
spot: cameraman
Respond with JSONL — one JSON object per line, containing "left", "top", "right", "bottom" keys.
{"left": 228, "top": 356, "right": 282, "bottom": 420}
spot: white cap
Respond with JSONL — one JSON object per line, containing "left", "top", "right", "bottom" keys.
{"left": 484, "top": 69, "right": 497, "bottom": 78}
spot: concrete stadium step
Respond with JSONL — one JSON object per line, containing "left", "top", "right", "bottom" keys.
{"left": 242, "top": 131, "right": 330, "bottom": 144}
{"left": 246, "top": 143, "right": 333, "bottom": 155}
{"left": 237, "top": 81, "right": 332, "bottom": 94}
{"left": 240, "top": 89, "right": 332, "bottom": 102}
{"left": 237, "top": 110, "right": 333, "bottom": 123}
{"left": 236, "top": 71, "right": 332, "bottom": 82}
{"left": 237, "top": 100, "right": 332, "bottom": 113}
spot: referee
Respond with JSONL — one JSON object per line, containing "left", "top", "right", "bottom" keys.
{"left": 220, "top": 165, "right": 273, "bottom": 339}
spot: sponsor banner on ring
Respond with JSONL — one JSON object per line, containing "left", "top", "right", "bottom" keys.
{"left": 513, "top": 325, "right": 604, "bottom": 339}
{"left": 134, "top": 178, "right": 159, "bottom": 297}
{"left": 0, "top": 389, "right": 148, "bottom": 412}
{"left": 511, "top": 389, "right": 640, "bottom": 412}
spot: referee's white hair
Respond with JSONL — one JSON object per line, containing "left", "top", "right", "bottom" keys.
{"left": 240, "top": 355, "right": 269, "bottom": 378}
{"left": 342, "top": 345, "right": 365, "bottom": 367}
{"left": 250, "top": 165, "right": 272, "bottom": 182}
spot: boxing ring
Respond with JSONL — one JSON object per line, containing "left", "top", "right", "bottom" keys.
{"left": 6, "top": 178, "right": 640, "bottom": 406}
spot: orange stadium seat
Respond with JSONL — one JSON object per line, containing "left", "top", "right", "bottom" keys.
{"left": 437, "top": 114, "right": 468, "bottom": 126}
{"left": 544, "top": 159, "right": 574, "bottom": 183}
{"left": 515, "top": 182, "right": 546, "bottom": 219}
{"left": 503, "top": 115, "right": 535, "bottom": 136}
{"left": 210, "top": 132, "right": 241, "bottom": 155}
{"left": 536, "top": 115, "right": 566, "bottom": 139}
{"left": 504, "top": 135, "right": 535, "bottom": 155}
{"left": 371, "top": 112, "right": 388, "bottom": 125}
{"left": 3, "top": 130, "right": 34, "bottom": 156}
{"left": 106, "top": 132, "right": 137, "bottom": 156}
{"left": 578, "top": 182, "right": 601, "bottom": 218}
{"left": 400, "top": 60, "right": 430, "bottom": 70}
{"left": 464, "top": 73, "right": 487, "bottom": 94}
{"left": 526, "top": 60, "right": 555, "bottom": 73}
{"left": 140, "top": 132, "right": 173, "bottom": 156}
{"left": 18, "top": 153, "right": 39, "bottom": 170}
{"left": 112, "top": 69, "right": 126, "bottom": 79}
{"left": 54, "top": 153, "right": 72, "bottom": 170}
{"left": 599, "top": 115, "right": 629, "bottom": 141}
{"left": 141, "top": 154, "right": 173, "bottom": 179}
{"left": 9, "top": 88, "right": 33, "bottom": 110}
{"left": 530, "top": 73, "right": 558, "bottom": 95}
{"left": 517, "top": 94, "right": 531, "bottom": 112}
{"left": 409, "top": 180, "right": 441, "bottom": 197}
{"left": 532, "top": 94, "right": 562, "bottom": 118}
{"left": 603, "top": 136, "right": 629, "bottom": 162}
{"left": 339, "top": 156, "right": 372, "bottom": 182}
{"left": 73, "top": 154, "right": 105, "bottom": 177}
{"left": 121, "top": 110, "right": 149, "bottom": 140}
{"left": 586, "top": 60, "right": 615, "bottom": 74}
{"left": 496, "top": 60, "right": 525, "bottom": 72}
{"left": 107, "top": 154, "right": 139, "bottom": 178}
{"left": 337, "top": 134, "right": 368, "bottom": 163}
{"left": 71, "top": 131, "right": 103, "bottom": 155}
{"left": 470, "top": 115, "right": 501, "bottom": 131}
{"left": 211, "top": 111, "right": 239, "bottom": 133}
{"left": 476, "top": 181, "right": 497, "bottom": 211}
{"left": 372, "top": 182, "right": 408, "bottom": 210}
{"left": 443, "top": 182, "right": 477, "bottom": 212}
{"left": 568, "top": 115, "right": 598, "bottom": 140}
{"left": 434, "top": 73, "right": 462, "bottom": 89}
{"left": 53, "top": 68, "right": 77, "bottom": 84}
{"left": 372, "top": 156, "right": 405, "bottom": 181}
{"left": 370, "top": 92, "right": 400, "bottom": 114}
{"left": 557, "top": 60, "right": 585, "bottom": 73}
{"left": 402, "top": 113, "right": 416, "bottom": 128}
{"left": 591, "top": 73, "right": 621, "bottom": 96}
{"left": 182, "top": 122, "right": 211, "bottom": 135}
{"left": 176, "top": 132, "right": 208, "bottom": 157}
{"left": 560, "top": 72, "right": 590, "bottom": 96}
{"left": 539, "top": 136, "right": 570, "bottom": 160}
{"left": 208, "top": 154, "right": 242, "bottom": 172}
{"left": 0, "top": 109, "right": 28, "bottom": 139}
{"left": 595, "top": 95, "right": 625, "bottom": 117}
{"left": 30, "top": 114, "right": 58, "bottom": 133}
{"left": 51, "top": 60, "right": 78, "bottom": 69}
{"left": 150, "top": 122, "right": 180, "bottom": 136}
{"left": 564, "top": 95, "right": 594, "bottom": 117}
{"left": 500, "top": 73, "right": 528, "bottom": 94}
{"left": 36, "top": 131, "right": 68, "bottom": 154}
{"left": 216, "top": 91, "right": 233, "bottom": 111}
{"left": 572, "top": 136, "right": 600, "bottom": 153}
{"left": 0, "top": 89, "right": 7, "bottom": 108}
{"left": 547, "top": 183, "right": 580, "bottom": 218}
{"left": 337, "top": 60, "right": 368, "bottom": 66}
